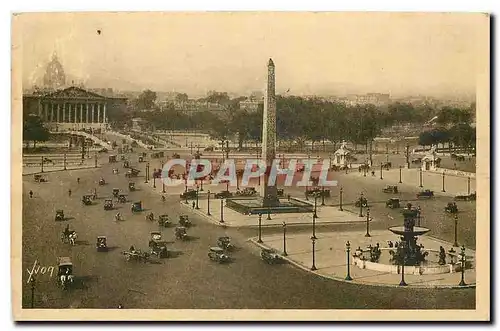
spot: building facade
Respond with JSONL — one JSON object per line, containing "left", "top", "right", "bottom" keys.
{"left": 23, "top": 86, "right": 127, "bottom": 131}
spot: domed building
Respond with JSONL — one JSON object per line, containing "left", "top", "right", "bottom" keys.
{"left": 43, "top": 53, "right": 66, "bottom": 90}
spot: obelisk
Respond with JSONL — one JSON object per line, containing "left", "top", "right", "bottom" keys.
{"left": 261, "top": 58, "right": 280, "bottom": 207}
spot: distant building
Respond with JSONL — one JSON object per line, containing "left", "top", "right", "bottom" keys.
{"left": 43, "top": 53, "right": 66, "bottom": 90}
{"left": 346, "top": 93, "right": 391, "bottom": 106}
{"left": 131, "top": 118, "right": 148, "bottom": 131}
{"left": 239, "top": 96, "right": 263, "bottom": 112}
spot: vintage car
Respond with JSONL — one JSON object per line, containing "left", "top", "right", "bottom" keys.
{"left": 128, "top": 182, "right": 136, "bottom": 191}
{"left": 217, "top": 236, "right": 234, "bottom": 251}
{"left": 305, "top": 188, "right": 330, "bottom": 198}
{"left": 235, "top": 187, "right": 257, "bottom": 197}
{"left": 55, "top": 209, "right": 65, "bottom": 221}
{"left": 120, "top": 155, "right": 126, "bottom": 161}
{"left": 34, "top": 174, "right": 47, "bottom": 183}
{"left": 112, "top": 188, "right": 120, "bottom": 197}
{"left": 82, "top": 195, "right": 93, "bottom": 206}
{"left": 179, "top": 215, "right": 192, "bottom": 227}
{"left": 175, "top": 226, "right": 188, "bottom": 240}
{"left": 98, "top": 178, "right": 106, "bottom": 186}
{"left": 455, "top": 192, "right": 476, "bottom": 201}
{"left": 96, "top": 236, "right": 108, "bottom": 252}
{"left": 138, "top": 156, "right": 144, "bottom": 163}
{"left": 383, "top": 185, "right": 399, "bottom": 194}
{"left": 131, "top": 201, "right": 142, "bottom": 212}
{"left": 180, "top": 189, "right": 197, "bottom": 200}
{"left": 125, "top": 168, "right": 140, "bottom": 178}
{"left": 260, "top": 248, "right": 282, "bottom": 264}
{"left": 109, "top": 155, "right": 117, "bottom": 163}
{"left": 123, "top": 161, "right": 130, "bottom": 168}
{"left": 145, "top": 212, "right": 155, "bottom": 222}
{"left": 158, "top": 214, "right": 171, "bottom": 227}
{"left": 112, "top": 168, "right": 119, "bottom": 174}
{"left": 118, "top": 194, "right": 128, "bottom": 203}
{"left": 60, "top": 229, "right": 77, "bottom": 245}
{"left": 208, "top": 247, "right": 230, "bottom": 263}
{"left": 416, "top": 189, "right": 434, "bottom": 199}
{"left": 354, "top": 197, "right": 369, "bottom": 208}
{"left": 277, "top": 188, "right": 285, "bottom": 197}
{"left": 445, "top": 202, "right": 459, "bottom": 214}
{"left": 122, "top": 249, "right": 150, "bottom": 263}
{"left": 104, "top": 199, "right": 114, "bottom": 210}
{"left": 57, "top": 257, "right": 74, "bottom": 289}
{"left": 214, "top": 190, "right": 233, "bottom": 199}
{"left": 386, "top": 198, "right": 401, "bottom": 209}
{"left": 411, "top": 157, "right": 422, "bottom": 164}
{"left": 381, "top": 162, "right": 392, "bottom": 170}
{"left": 149, "top": 237, "right": 168, "bottom": 258}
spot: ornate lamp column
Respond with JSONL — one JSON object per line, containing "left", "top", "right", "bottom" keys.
{"left": 257, "top": 213, "right": 262, "bottom": 243}
{"left": 459, "top": 245, "right": 467, "bottom": 286}
{"left": 310, "top": 237, "right": 317, "bottom": 271}
{"left": 339, "top": 187, "right": 343, "bottom": 211}
{"left": 207, "top": 190, "right": 211, "bottom": 216}
{"left": 365, "top": 208, "right": 371, "bottom": 237}
{"left": 282, "top": 221, "right": 287, "bottom": 256}
{"left": 345, "top": 241, "right": 352, "bottom": 281}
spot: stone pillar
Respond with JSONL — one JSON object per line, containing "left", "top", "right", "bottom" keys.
{"left": 86, "top": 103, "right": 89, "bottom": 124}
{"left": 68, "top": 103, "right": 72, "bottom": 123}
{"left": 62, "top": 103, "right": 66, "bottom": 123}
{"left": 97, "top": 104, "right": 101, "bottom": 124}
{"left": 74, "top": 104, "right": 77, "bottom": 123}
{"left": 50, "top": 103, "right": 54, "bottom": 122}
{"left": 91, "top": 104, "right": 95, "bottom": 123}
{"left": 103, "top": 103, "right": 107, "bottom": 124}
{"left": 260, "top": 58, "right": 279, "bottom": 207}
{"left": 80, "top": 104, "right": 83, "bottom": 123}
{"left": 57, "top": 104, "right": 60, "bottom": 123}
{"left": 43, "top": 103, "right": 48, "bottom": 121}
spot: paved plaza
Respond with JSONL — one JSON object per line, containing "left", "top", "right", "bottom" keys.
{"left": 250, "top": 230, "right": 476, "bottom": 289}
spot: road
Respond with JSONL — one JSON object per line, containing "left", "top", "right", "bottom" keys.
{"left": 21, "top": 146, "right": 475, "bottom": 309}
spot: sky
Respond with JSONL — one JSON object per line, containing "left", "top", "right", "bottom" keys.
{"left": 17, "top": 12, "right": 487, "bottom": 98}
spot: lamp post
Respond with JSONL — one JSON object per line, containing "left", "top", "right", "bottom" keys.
{"left": 41, "top": 156, "right": 44, "bottom": 173}
{"left": 359, "top": 192, "right": 364, "bottom": 217}
{"left": 364, "top": 163, "right": 367, "bottom": 177}
{"left": 257, "top": 213, "right": 263, "bottom": 243}
{"left": 63, "top": 153, "right": 67, "bottom": 170}
{"left": 339, "top": 187, "right": 343, "bottom": 211}
{"left": 365, "top": 208, "right": 371, "bottom": 237}
{"left": 380, "top": 162, "right": 383, "bottom": 180}
{"left": 417, "top": 206, "right": 422, "bottom": 227}
{"left": 313, "top": 193, "right": 318, "bottom": 218}
{"left": 207, "top": 190, "right": 211, "bottom": 216}
{"left": 399, "top": 242, "right": 407, "bottom": 286}
{"left": 441, "top": 172, "right": 445, "bottom": 192}
{"left": 94, "top": 153, "right": 98, "bottom": 168}
{"left": 405, "top": 144, "right": 410, "bottom": 168}
{"left": 345, "top": 241, "right": 352, "bottom": 280}
{"left": 419, "top": 167, "right": 423, "bottom": 188}
{"left": 145, "top": 162, "right": 149, "bottom": 183}
{"left": 467, "top": 177, "right": 471, "bottom": 195}
{"left": 459, "top": 245, "right": 467, "bottom": 286}
{"left": 321, "top": 186, "right": 325, "bottom": 206}
{"left": 312, "top": 213, "right": 317, "bottom": 239}
{"left": 195, "top": 185, "right": 200, "bottom": 209}
{"left": 161, "top": 162, "right": 166, "bottom": 193}
{"left": 153, "top": 170, "right": 156, "bottom": 188}
{"left": 282, "top": 221, "right": 287, "bottom": 256}
{"left": 220, "top": 199, "right": 224, "bottom": 223}
{"left": 311, "top": 237, "right": 317, "bottom": 271}
{"left": 200, "top": 178, "right": 204, "bottom": 191}
{"left": 453, "top": 214, "right": 459, "bottom": 247}
{"left": 399, "top": 165, "right": 402, "bottom": 183}
{"left": 30, "top": 276, "right": 36, "bottom": 308}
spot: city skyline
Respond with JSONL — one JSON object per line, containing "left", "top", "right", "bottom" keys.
{"left": 21, "top": 12, "right": 484, "bottom": 99}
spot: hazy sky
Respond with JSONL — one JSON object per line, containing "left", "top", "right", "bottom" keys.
{"left": 18, "top": 12, "right": 487, "bottom": 97}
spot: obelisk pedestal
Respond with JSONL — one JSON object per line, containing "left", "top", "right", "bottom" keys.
{"left": 260, "top": 58, "right": 280, "bottom": 207}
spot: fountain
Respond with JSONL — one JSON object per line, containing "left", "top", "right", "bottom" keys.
{"left": 388, "top": 213, "right": 430, "bottom": 266}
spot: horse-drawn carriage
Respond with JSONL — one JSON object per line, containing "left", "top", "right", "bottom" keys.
{"left": 138, "top": 156, "right": 144, "bottom": 163}
{"left": 235, "top": 187, "right": 257, "bottom": 197}
{"left": 145, "top": 212, "right": 154, "bottom": 222}
{"left": 214, "top": 190, "right": 233, "bottom": 199}
{"left": 57, "top": 257, "right": 74, "bottom": 290}
{"left": 122, "top": 248, "right": 150, "bottom": 263}
{"left": 55, "top": 209, "right": 65, "bottom": 221}
{"left": 416, "top": 189, "right": 434, "bottom": 199}
{"left": 118, "top": 194, "right": 128, "bottom": 203}
{"left": 381, "top": 162, "right": 392, "bottom": 170}
{"left": 305, "top": 187, "right": 330, "bottom": 198}
{"left": 148, "top": 232, "right": 168, "bottom": 258}
{"left": 125, "top": 168, "right": 141, "bottom": 178}
{"left": 277, "top": 188, "right": 285, "bottom": 197}
{"left": 455, "top": 192, "right": 476, "bottom": 201}
{"left": 82, "top": 195, "right": 93, "bottom": 205}
{"left": 411, "top": 157, "right": 422, "bottom": 164}
{"left": 98, "top": 178, "right": 106, "bottom": 186}
{"left": 112, "top": 188, "right": 120, "bottom": 198}
{"left": 34, "top": 174, "right": 47, "bottom": 183}
{"left": 128, "top": 182, "right": 136, "bottom": 191}
{"left": 131, "top": 201, "right": 142, "bottom": 212}
{"left": 60, "top": 230, "right": 77, "bottom": 246}
{"left": 109, "top": 155, "right": 117, "bottom": 163}
{"left": 112, "top": 168, "right": 119, "bottom": 174}
{"left": 123, "top": 161, "right": 130, "bottom": 168}
{"left": 96, "top": 236, "right": 108, "bottom": 252}
{"left": 104, "top": 199, "right": 114, "bottom": 210}
{"left": 179, "top": 215, "right": 192, "bottom": 227}
{"left": 445, "top": 202, "right": 459, "bottom": 214}
{"left": 355, "top": 196, "right": 369, "bottom": 208}
{"left": 383, "top": 185, "right": 398, "bottom": 194}
{"left": 217, "top": 236, "right": 234, "bottom": 251}
{"left": 386, "top": 198, "right": 401, "bottom": 209}
{"left": 175, "top": 226, "right": 188, "bottom": 240}
{"left": 158, "top": 214, "right": 171, "bottom": 227}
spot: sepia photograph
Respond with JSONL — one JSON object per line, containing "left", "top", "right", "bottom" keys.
{"left": 11, "top": 11, "right": 490, "bottom": 321}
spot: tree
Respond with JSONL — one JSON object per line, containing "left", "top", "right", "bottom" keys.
{"left": 23, "top": 114, "right": 49, "bottom": 149}
{"left": 134, "top": 89, "right": 157, "bottom": 110}
{"left": 175, "top": 93, "right": 189, "bottom": 103}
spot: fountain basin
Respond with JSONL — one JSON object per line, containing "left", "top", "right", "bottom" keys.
{"left": 388, "top": 226, "right": 431, "bottom": 236}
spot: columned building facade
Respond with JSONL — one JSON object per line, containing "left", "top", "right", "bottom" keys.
{"left": 23, "top": 86, "right": 127, "bottom": 131}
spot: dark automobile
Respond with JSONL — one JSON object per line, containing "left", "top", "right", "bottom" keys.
{"left": 261, "top": 248, "right": 282, "bottom": 264}
{"left": 445, "top": 202, "right": 458, "bottom": 214}
{"left": 215, "top": 190, "right": 233, "bottom": 199}
{"left": 180, "top": 189, "right": 197, "bottom": 200}
{"left": 383, "top": 185, "right": 398, "bottom": 194}
{"left": 386, "top": 198, "right": 400, "bottom": 209}
{"left": 416, "top": 189, "right": 434, "bottom": 199}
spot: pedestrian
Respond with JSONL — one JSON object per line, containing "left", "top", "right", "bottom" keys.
{"left": 287, "top": 194, "right": 291, "bottom": 202}
{"left": 192, "top": 201, "right": 195, "bottom": 209}
{"left": 29, "top": 190, "right": 33, "bottom": 198}
{"left": 68, "top": 189, "right": 72, "bottom": 197}
{"left": 77, "top": 177, "right": 80, "bottom": 184}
